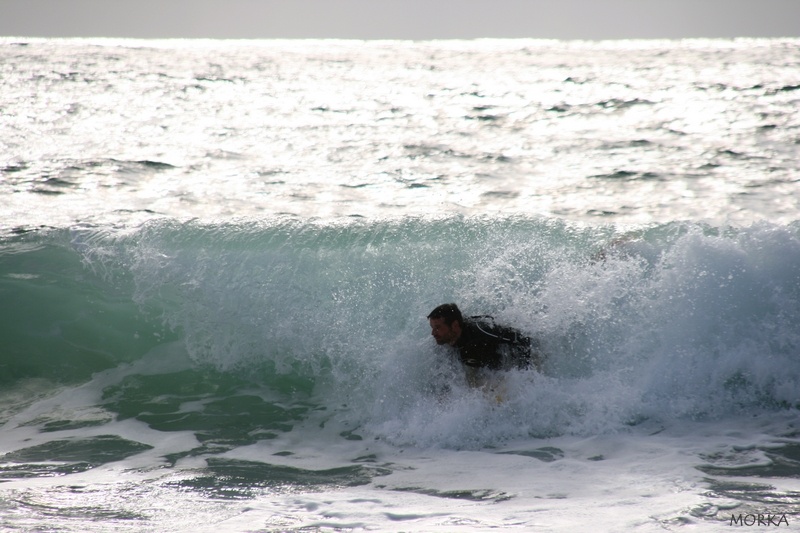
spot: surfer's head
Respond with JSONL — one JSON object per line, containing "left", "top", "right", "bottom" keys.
{"left": 427, "top": 303, "right": 463, "bottom": 345}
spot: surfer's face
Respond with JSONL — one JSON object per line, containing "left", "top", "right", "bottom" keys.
{"left": 429, "top": 317, "right": 461, "bottom": 346}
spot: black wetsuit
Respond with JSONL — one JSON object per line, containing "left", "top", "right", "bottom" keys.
{"left": 454, "top": 317, "right": 537, "bottom": 371}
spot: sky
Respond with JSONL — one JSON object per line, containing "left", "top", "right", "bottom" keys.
{"left": 1, "top": 0, "right": 799, "bottom": 41}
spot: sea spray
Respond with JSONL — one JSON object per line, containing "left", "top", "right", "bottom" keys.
{"left": 5, "top": 217, "right": 798, "bottom": 449}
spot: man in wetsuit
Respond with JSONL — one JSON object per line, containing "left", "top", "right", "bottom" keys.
{"left": 427, "top": 303, "right": 540, "bottom": 388}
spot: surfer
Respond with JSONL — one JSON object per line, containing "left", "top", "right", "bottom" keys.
{"left": 427, "top": 303, "right": 541, "bottom": 389}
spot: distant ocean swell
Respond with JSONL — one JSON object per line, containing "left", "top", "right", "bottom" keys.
{"left": 2, "top": 216, "right": 800, "bottom": 448}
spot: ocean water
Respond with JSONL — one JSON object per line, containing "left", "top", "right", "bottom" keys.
{"left": 1, "top": 37, "right": 800, "bottom": 531}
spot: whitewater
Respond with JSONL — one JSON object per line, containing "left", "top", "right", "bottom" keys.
{"left": 1, "top": 37, "right": 800, "bottom": 531}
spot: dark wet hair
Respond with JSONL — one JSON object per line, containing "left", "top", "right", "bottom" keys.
{"left": 427, "top": 303, "right": 463, "bottom": 326}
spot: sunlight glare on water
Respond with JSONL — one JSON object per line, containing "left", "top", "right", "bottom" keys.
{"left": 2, "top": 38, "right": 799, "bottom": 230}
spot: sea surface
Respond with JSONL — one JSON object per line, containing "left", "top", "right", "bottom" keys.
{"left": 1, "top": 37, "right": 800, "bottom": 532}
